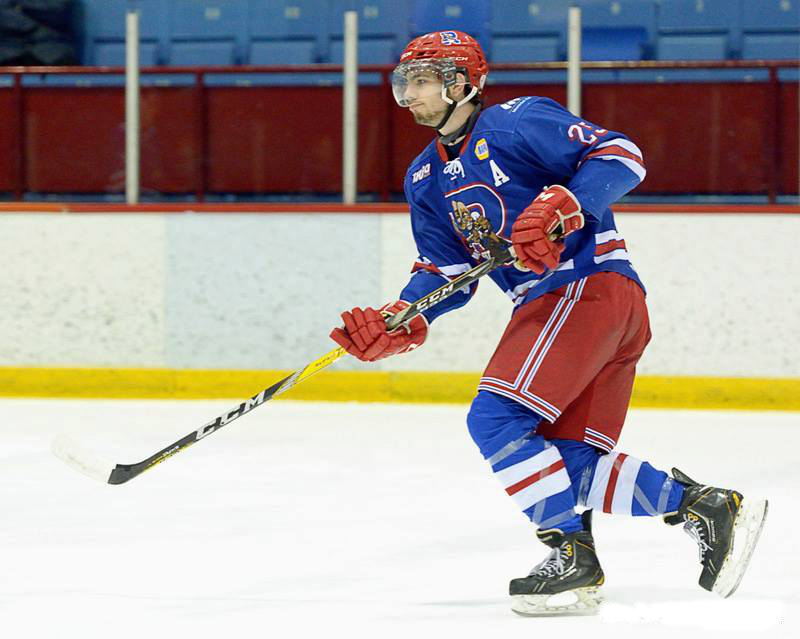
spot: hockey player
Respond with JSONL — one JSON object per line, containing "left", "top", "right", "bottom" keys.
{"left": 330, "top": 31, "right": 767, "bottom": 615}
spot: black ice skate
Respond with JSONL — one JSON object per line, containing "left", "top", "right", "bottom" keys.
{"left": 664, "top": 468, "right": 768, "bottom": 598}
{"left": 509, "top": 510, "right": 604, "bottom": 616}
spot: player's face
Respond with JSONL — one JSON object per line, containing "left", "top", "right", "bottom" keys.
{"left": 403, "top": 70, "right": 449, "bottom": 127}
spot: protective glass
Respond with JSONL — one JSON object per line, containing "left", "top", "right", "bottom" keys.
{"left": 392, "top": 59, "right": 450, "bottom": 107}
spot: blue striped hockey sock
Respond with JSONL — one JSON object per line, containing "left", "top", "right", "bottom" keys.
{"left": 566, "top": 447, "right": 684, "bottom": 516}
{"left": 467, "top": 391, "right": 583, "bottom": 533}
{"left": 491, "top": 438, "right": 584, "bottom": 532}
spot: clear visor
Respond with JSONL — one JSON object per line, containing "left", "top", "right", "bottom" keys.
{"left": 392, "top": 59, "right": 452, "bottom": 107}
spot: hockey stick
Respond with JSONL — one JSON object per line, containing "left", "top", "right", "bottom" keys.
{"left": 52, "top": 236, "right": 515, "bottom": 486}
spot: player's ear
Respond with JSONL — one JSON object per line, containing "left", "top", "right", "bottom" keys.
{"left": 450, "top": 72, "right": 468, "bottom": 101}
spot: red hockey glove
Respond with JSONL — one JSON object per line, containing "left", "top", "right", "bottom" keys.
{"left": 511, "top": 185, "right": 585, "bottom": 274}
{"left": 330, "top": 300, "right": 428, "bottom": 362}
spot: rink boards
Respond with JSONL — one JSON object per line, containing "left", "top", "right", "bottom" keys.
{"left": 0, "top": 204, "right": 798, "bottom": 408}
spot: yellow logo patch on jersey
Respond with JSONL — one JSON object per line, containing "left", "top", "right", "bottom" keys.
{"left": 474, "top": 138, "right": 489, "bottom": 160}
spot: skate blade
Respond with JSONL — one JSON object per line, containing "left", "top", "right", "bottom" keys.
{"left": 511, "top": 587, "right": 602, "bottom": 617}
{"left": 712, "top": 498, "right": 768, "bottom": 598}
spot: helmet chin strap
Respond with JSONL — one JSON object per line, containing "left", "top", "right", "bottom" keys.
{"left": 438, "top": 99, "right": 483, "bottom": 146}
{"left": 433, "top": 101, "right": 459, "bottom": 132}
{"left": 433, "top": 84, "right": 479, "bottom": 134}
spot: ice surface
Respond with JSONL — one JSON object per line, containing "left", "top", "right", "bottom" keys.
{"left": 1, "top": 399, "right": 798, "bottom": 638}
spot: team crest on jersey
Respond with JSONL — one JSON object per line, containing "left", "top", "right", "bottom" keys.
{"left": 450, "top": 200, "right": 493, "bottom": 256}
{"left": 439, "top": 31, "right": 462, "bottom": 45}
{"left": 474, "top": 138, "right": 489, "bottom": 160}
{"left": 412, "top": 163, "right": 431, "bottom": 183}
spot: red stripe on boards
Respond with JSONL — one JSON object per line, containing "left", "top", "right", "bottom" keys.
{"left": 603, "top": 453, "right": 628, "bottom": 513}
{"left": 505, "top": 459, "right": 566, "bottom": 496}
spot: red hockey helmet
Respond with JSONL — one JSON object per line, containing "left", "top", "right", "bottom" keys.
{"left": 392, "top": 30, "right": 489, "bottom": 108}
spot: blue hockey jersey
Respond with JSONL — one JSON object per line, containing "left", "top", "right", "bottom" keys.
{"left": 399, "top": 96, "right": 647, "bottom": 324}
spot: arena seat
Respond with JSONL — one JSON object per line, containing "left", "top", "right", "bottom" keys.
{"left": 409, "top": 0, "right": 491, "bottom": 56}
{"left": 329, "top": 38, "right": 397, "bottom": 64}
{"left": 78, "top": 1, "right": 798, "bottom": 73}
{"left": 35, "top": 72, "right": 196, "bottom": 87}
{"left": 249, "top": 40, "right": 317, "bottom": 65}
{"left": 94, "top": 41, "right": 161, "bottom": 67}
{"left": 168, "top": 40, "right": 239, "bottom": 66}
{"left": 327, "top": 0, "right": 409, "bottom": 64}
{"left": 248, "top": 0, "right": 322, "bottom": 64}
{"left": 657, "top": 35, "right": 729, "bottom": 61}
{"left": 575, "top": 0, "right": 657, "bottom": 61}
{"left": 656, "top": 0, "right": 739, "bottom": 60}
{"left": 741, "top": 33, "right": 798, "bottom": 59}
{"left": 615, "top": 68, "right": 769, "bottom": 83}
{"left": 167, "top": 0, "right": 248, "bottom": 66}
{"left": 83, "top": 0, "right": 167, "bottom": 66}
{"left": 741, "top": 0, "right": 800, "bottom": 59}
{"left": 490, "top": 0, "right": 568, "bottom": 62}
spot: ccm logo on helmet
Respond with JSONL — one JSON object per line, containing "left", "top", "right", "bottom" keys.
{"left": 439, "top": 31, "right": 462, "bottom": 45}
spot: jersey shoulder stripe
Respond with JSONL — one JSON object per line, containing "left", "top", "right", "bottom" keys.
{"left": 582, "top": 138, "right": 646, "bottom": 182}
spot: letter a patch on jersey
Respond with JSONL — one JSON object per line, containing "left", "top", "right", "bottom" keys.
{"left": 490, "top": 159, "right": 510, "bottom": 187}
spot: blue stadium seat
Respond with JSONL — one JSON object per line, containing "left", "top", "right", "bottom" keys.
{"left": 250, "top": 41, "right": 316, "bottom": 65}
{"left": 248, "top": 0, "right": 322, "bottom": 64}
{"left": 616, "top": 68, "right": 769, "bottom": 83}
{"left": 657, "top": 35, "right": 729, "bottom": 61}
{"left": 491, "top": 38, "right": 560, "bottom": 62}
{"left": 656, "top": 0, "right": 739, "bottom": 60}
{"left": 93, "top": 42, "right": 160, "bottom": 67}
{"left": 575, "top": 0, "right": 657, "bottom": 61}
{"left": 169, "top": 41, "right": 239, "bottom": 66}
{"left": 83, "top": 0, "right": 126, "bottom": 38}
{"left": 203, "top": 71, "right": 384, "bottom": 86}
{"left": 741, "top": 0, "right": 800, "bottom": 59}
{"left": 327, "top": 1, "right": 409, "bottom": 63}
{"left": 779, "top": 67, "right": 799, "bottom": 81}
{"left": 490, "top": 0, "right": 569, "bottom": 62}
{"left": 83, "top": 0, "right": 167, "bottom": 65}
{"left": 167, "top": 0, "right": 248, "bottom": 66}
{"left": 742, "top": 34, "right": 799, "bottom": 59}
{"left": 410, "top": 0, "right": 491, "bottom": 55}
{"left": 329, "top": 38, "right": 398, "bottom": 64}
{"left": 489, "top": 68, "right": 620, "bottom": 84}
{"left": 35, "top": 72, "right": 195, "bottom": 87}
{"left": 741, "top": 0, "right": 800, "bottom": 30}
